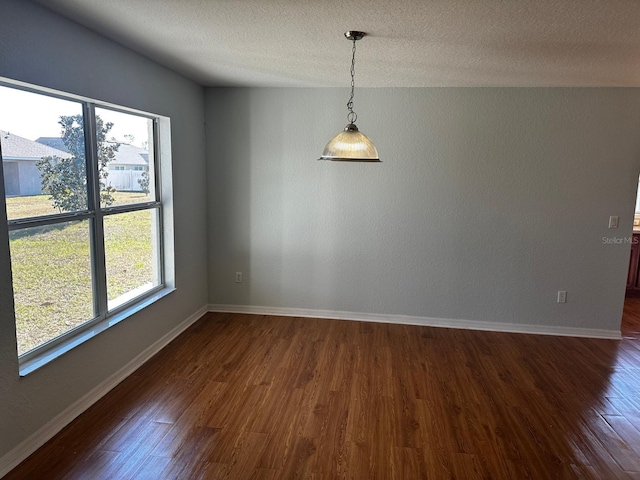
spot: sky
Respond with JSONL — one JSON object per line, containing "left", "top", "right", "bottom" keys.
{"left": 0, "top": 85, "right": 150, "bottom": 148}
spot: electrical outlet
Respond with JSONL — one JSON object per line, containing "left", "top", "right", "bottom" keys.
{"left": 557, "top": 291, "right": 567, "bottom": 303}
{"left": 235, "top": 272, "right": 242, "bottom": 283}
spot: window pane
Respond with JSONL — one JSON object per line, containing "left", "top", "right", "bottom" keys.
{"left": 95, "top": 108, "right": 155, "bottom": 208}
{"left": 104, "top": 208, "right": 161, "bottom": 311}
{"left": 10, "top": 220, "right": 95, "bottom": 355}
{"left": 0, "top": 86, "right": 87, "bottom": 220}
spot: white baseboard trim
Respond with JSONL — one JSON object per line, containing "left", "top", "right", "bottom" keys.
{"left": 0, "top": 304, "right": 209, "bottom": 479}
{"left": 208, "top": 304, "right": 622, "bottom": 340}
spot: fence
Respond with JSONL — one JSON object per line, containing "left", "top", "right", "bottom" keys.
{"left": 106, "top": 170, "right": 146, "bottom": 192}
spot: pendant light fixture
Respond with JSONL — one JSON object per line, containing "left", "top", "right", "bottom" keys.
{"left": 319, "top": 31, "right": 381, "bottom": 162}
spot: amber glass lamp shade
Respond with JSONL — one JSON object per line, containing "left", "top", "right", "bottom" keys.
{"left": 318, "top": 123, "right": 381, "bottom": 162}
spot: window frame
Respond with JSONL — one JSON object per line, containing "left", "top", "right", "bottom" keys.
{"left": 0, "top": 78, "right": 174, "bottom": 375}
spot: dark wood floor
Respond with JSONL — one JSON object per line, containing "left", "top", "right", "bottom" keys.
{"left": 6, "top": 300, "right": 640, "bottom": 479}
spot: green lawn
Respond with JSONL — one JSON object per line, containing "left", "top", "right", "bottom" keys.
{"left": 7, "top": 192, "right": 156, "bottom": 355}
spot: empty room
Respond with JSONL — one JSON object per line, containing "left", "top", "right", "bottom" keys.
{"left": 1, "top": 0, "right": 640, "bottom": 478}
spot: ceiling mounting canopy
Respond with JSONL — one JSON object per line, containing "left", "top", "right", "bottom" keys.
{"left": 344, "top": 31, "right": 365, "bottom": 41}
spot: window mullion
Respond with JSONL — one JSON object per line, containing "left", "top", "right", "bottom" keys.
{"left": 152, "top": 118, "right": 161, "bottom": 202}
{"left": 8, "top": 210, "right": 95, "bottom": 230}
{"left": 152, "top": 119, "right": 164, "bottom": 286}
{"left": 84, "top": 103, "right": 108, "bottom": 319}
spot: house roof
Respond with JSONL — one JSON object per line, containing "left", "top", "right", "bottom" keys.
{"left": 33, "top": 137, "right": 66, "bottom": 152}
{"left": 0, "top": 130, "right": 71, "bottom": 160}
{"left": 35, "top": 137, "right": 149, "bottom": 166}
{"left": 111, "top": 144, "right": 149, "bottom": 166}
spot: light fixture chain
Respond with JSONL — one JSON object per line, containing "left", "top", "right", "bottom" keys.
{"left": 346, "top": 38, "right": 357, "bottom": 124}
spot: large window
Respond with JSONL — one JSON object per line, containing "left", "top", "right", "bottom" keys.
{"left": 0, "top": 81, "right": 171, "bottom": 371}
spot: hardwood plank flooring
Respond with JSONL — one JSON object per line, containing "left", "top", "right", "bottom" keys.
{"left": 5, "top": 301, "right": 640, "bottom": 479}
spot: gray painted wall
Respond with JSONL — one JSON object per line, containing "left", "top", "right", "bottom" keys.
{"left": 0, "top": 0, "right": 207, "bottom": 459}
{"left": 206, "top": 87, "right": 640, "bottom": 331}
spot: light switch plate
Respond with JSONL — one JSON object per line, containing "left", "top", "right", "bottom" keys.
{"left": 609, "top": 216, "right": 619, "bottom": 228}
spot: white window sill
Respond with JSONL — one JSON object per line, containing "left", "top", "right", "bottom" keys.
{"left": 19, "top": 286, "right": 175, "bottom": 376}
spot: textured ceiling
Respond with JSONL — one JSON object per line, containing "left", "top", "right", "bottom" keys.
{"left": 34, "top": 0, "right": 640, "bottom": 87}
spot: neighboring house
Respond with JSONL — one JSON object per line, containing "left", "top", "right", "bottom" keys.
{"left": 36, "top": 137, "right": 149, "bottom": 192}
{"left": 0, "top": 131, "right": 149, "bottom": 196}
{"left": 0, "top": 130, "right": 70, "bottom": 196}
{"left": 104, "top": 143, "right": 149, "bottom": 192}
